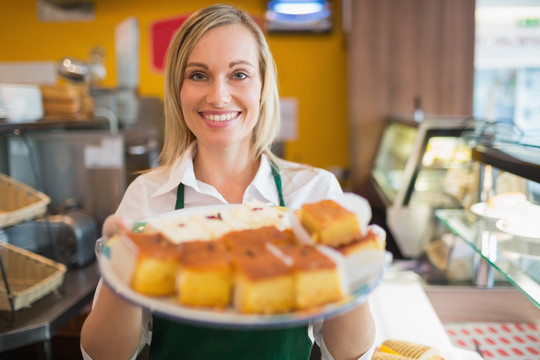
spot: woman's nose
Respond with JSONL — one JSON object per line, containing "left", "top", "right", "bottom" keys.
{"left": 207, "top": 78, "right": 231, "bottom": 107}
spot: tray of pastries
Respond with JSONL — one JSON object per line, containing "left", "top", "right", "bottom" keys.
{"left": 98, "top": 194, "right": 391, "bottom": 328}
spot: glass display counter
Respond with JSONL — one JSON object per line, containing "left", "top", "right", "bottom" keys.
{"left": 436, "top": 142, "right": 540, "bottom": 308}
{"left": 370, "top": 116, "right": 477, "bottom": 258}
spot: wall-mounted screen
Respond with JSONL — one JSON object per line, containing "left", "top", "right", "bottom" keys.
{"left": 265, "top": 0, "right": 332, "bottom": 33}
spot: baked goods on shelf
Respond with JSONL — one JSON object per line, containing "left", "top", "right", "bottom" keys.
{"left": 39, "top": 84, "right": 94, "bottom": 121}
{"left": 486, "top": 191, "right": 528, "bottom": 213}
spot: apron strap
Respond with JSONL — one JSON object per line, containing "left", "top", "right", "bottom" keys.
{"left": 271, "top": 161, "right": 285, "bottom": 207}
{"left": 175, "top": 183, "right": 184, "bottom": 210}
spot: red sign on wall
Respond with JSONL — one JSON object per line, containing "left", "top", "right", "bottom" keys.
{"left": 150, "top": 12, "right": 262, "bottom": 72}
{"left": 150, "top": 14, "right": 191, "bottom": 72}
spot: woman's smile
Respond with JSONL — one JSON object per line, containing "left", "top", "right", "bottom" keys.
{"left": 199, "top": 111, "right": 241, "bottom": 122}
{"left": 198, "top": 111, "right": 242, "bottom": 129}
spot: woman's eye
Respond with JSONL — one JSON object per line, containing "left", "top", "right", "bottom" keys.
{"left": 233, "top": 72, "right": 248, "bottom": 80}
{"left": 188, "top": 72, "right": 206, "bottom": 81}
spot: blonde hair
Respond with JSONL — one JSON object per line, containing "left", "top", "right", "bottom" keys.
{"left": 159, "top": 4, "right": 280, "bottom": 169}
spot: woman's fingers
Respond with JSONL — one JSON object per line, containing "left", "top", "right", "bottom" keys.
{"left": 102, "top": 215, "right": 134, "bottom": 237}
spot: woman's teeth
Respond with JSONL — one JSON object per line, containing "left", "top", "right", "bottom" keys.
{"left": 203, "top": 112, "right": 238, "bottom": 122}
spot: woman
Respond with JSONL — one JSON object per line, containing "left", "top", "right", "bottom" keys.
{"left": 81, "top": 4, "right": 375, "bottom": 360}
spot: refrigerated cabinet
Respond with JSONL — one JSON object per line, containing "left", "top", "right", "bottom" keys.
{"left": 369, "top": 116, "right": 477, "bottom": 258}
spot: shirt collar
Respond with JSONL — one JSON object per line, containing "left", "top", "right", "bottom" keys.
{"left": 247, "top": 154, "right": 281, "bottom": 206}
{"left": 151, "top": 144, "right": 280, "bottom": 205}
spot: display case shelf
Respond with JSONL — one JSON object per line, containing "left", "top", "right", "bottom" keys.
{"left": 435, "top": 142, "right": 540, "bottom": 309}
{"left": 435, "top": 209, "right": 540, "bottom": 308}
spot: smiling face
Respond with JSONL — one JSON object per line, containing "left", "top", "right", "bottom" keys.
{"left": 180, "top": 23, "right": 262, "bottom": 152}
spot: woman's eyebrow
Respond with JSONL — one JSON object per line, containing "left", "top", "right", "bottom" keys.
{"left": 185, "top": 62, "right": 208, "bottom": 69}
{"left": 230, "top": 60, "right": 255, "bottom": 68}
{"left": 185, "top": 60, "right": 255, "bottom": 69}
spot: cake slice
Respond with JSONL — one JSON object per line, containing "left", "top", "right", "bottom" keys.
{"left": 177, "top": 240, "right": 232, "bottom": 308}
{"left": 151, "top": 216, "right": 212, "bottom": 244}
{"left": 229, "top": 201, "right": 291, "bottom": 230}
{"left": 190, "top": 211, "right": 241, "bottom": 238}
{"left": 280, "top": 244, "right": 345, "bottom": 309}
{"left": 124, "top": 232, "right": 182, "bottom": 296}
{"left": 220, "top": 226, "right": 297, "bottom": 251}
{"left": 230, "top": 245, "right": 294, "bottom": 314}
{"left": 299, "top": 199, "right": 361, "bottom": 247}
{"left": 335, "top": 226, "right": 385, "bottom": 256}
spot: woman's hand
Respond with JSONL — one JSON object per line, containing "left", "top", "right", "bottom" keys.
{"left": 102, "top": 215, "right": 134, "bottom": 237}
{"left": 81, "top": 214, "right": 142, "bottom": 360}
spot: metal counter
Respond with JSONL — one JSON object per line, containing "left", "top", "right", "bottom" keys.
{"left": 0, "top": 261, "right": 100, "bottom": 359}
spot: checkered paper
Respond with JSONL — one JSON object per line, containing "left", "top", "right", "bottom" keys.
{"left": 446, "top": 322, "right": 540, "bottom": 359}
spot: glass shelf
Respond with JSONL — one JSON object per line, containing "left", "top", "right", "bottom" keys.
{"left": 436, "top": 209, "right": 540, "bottom": 309}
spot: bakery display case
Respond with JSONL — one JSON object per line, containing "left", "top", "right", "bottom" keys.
{"left": 435, "top": 141, "right": 540, "bottom": 308}
{"left": 369, "top": 116, "right": 477, "bottom": 258}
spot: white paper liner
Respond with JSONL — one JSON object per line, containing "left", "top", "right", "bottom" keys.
{"left": 265, "top": 242, "right": 294, "bottom": 267}
{"left": 288, "top": 208, "right": 315, "bottom": 245}
{"left": 368, "top": 224, "right": 387, "bottom": 248}
{"left": 345, "top": 250, "right": 389, "bottom": 289}
{"left": 106, "top": 234, "right": 137, "bottom": 285}
{"left": 315, "top": 245, "right": 350, "bottom": 296}
{"left": 334, "top": 193, "right": 372, "bottom": 236}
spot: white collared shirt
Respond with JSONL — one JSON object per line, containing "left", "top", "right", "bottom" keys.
{"left": 83, "top": 142, "right": 374, "bottom": 360}
{"left": 115, "top": 142, "right": 343, "bottom": 220}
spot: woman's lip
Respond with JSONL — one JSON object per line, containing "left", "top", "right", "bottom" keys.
{"left": 199, "top": 111, "right": 241, "bottom": 122}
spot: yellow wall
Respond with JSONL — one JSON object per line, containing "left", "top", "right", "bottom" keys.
{"left": 0, "top": 0, "right": 348, "bottom": 171}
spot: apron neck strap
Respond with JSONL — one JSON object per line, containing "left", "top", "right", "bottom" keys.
{"left": 270, "top": 162, "right": 285, "bottom": 208}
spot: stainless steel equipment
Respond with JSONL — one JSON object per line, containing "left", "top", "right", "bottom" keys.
{"left": 4, "top": 211, "right": 98, "bottom": 268}
{"left": 7, "top": 131, "right": 126, "bottom": 227}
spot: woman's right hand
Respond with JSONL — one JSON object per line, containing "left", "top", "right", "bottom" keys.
{"left": 81, "top": 214, "right": 143, "bottom": 360}
{"left": 102, "top": 215, "right": 134, "bottom": 237}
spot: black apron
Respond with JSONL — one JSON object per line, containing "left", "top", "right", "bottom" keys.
{"left": 149, "top": 164, "right": 312, "bottom": 360}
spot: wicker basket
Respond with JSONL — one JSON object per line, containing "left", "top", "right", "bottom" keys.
{"left": 0, "top": 242, "right": 67, "bottom": 311}
{"left": 0, "top": 173, "right": 51, "bottom": 228}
